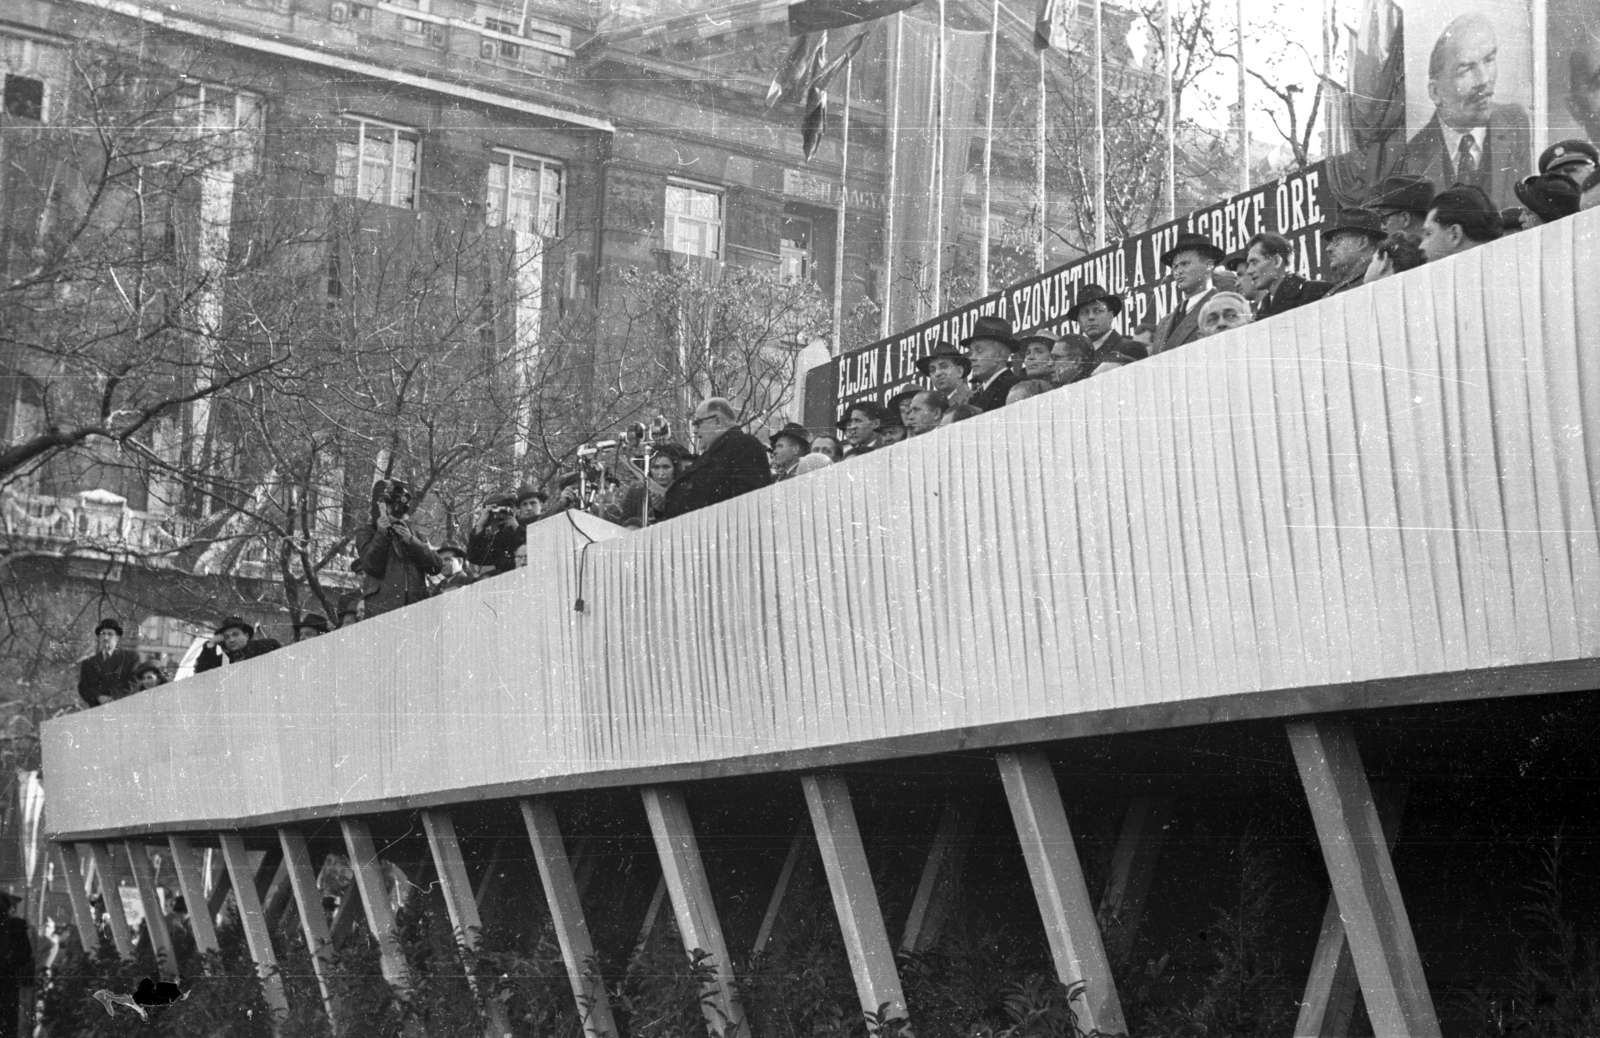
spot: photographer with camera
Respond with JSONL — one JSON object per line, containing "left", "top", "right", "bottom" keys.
{"left": 353, "top": 479, "right": 443, "bottom": 617}
{"left": 466, "top": 491, "right": 524, "bottom": 577}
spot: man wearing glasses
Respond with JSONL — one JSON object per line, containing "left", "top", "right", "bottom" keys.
{"left": 657, "top": 397, "right": 775, "bottom": 522}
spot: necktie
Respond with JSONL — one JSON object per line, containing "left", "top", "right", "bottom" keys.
{"left": 1456, "top": 132, "right": 1477, "bottom": 178}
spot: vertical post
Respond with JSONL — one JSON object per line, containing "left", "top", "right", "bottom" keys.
{"left": 85, "top": 843, "right": 134, "bottom": 961}
{"left": 53, "top": 844, "right": 100, "bottom": 957}
{"left": 279, "top": 828, "right": 342, "bottom": 1034}
{"left": 1236, "top": 0, "right": 1249, "bottom": 193}
{"left": 520, "top": 798, "right": 617, "bottom": 1038}
{"left": 1036, "top": 48, "right": 1048, "bottom": 271}
{"left": 1093, "top": 0, "right": 1107, "bottom": 248}
{"left": 421, "top": 809, "right": 514, "bottom": 1038}
{"left": 977, "top": 0, "right": 999, "bottom": 295}
{"left": 1287, "top": 721, "right": 1441, "bottom": 1038}
{"left": 752, "top": 822, "right": 811, "bottom": 958}
{"left": 641, "top": 787, "right": 746, "bottom": 1034}
{"left": 832, "top": 59, "right": 853, "bottom": 356}
{"left": 882, "top": 12, "right": 903, "bottom": 339}
{"left": 802, "top": 774, "right": 908, "bottom": 1023}
{"left": 1098, "top": 796, "right": 1173, "bottom": 967}
{"left": 340, "top": 818, "right": 413, "bottom": 996}
{"left": 1530, "top": 0, "right": 1548, "bottom": 161}
{"left": 123, "top": 841, "right": 178, "bottom": 979}
{"left": 1163, "top": 0, "right": 1176, "bottom": 220}
{"left": 997, "top": 751, "right": 1126, "bottom": 1035}
{"left": 901, "top": 802, "right": 974, "bottom": 953}
{"left": 167, "top": 836, "right": 219, "bottom": 963}
{"left": 931, "top": 0, "right": 946, "bottom": 315}
{"left": 217, "top": 832, "right": 289, "bottom": 1018}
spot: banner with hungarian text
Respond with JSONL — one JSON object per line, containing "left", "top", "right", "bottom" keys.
{"left": 819, "top": 161, "right": 1334, "bottom": 425}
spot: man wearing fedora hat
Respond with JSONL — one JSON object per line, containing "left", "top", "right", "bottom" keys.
{"left": 194, "top": 615, "right": 282, "bottom": 673}
{"left": 1244, "top": 233, "right": 1331, "bottom": 318}
{"left": 914, "top": 343, "right": 973, "bottom": 407}
{"left": 961, "top": 315, "right": 1021, "bottom": 413}
{"left": 837, "top": 400, "right": 891, "bottom": 458}
{"left": 1150, "top": 233, "right": 1224, "bottom": 356}
{"left": 1514, "top": 173, "right": 1581, "bottom": 229}
{"left": 78, "top": 618, "right": 141, "bottom": 707}
{"left": 1050, "top": 335, "right": 1097, "bottom": 387}
{"left": 1322, "top": 209, "right": 1388, "bottom": 296}
{"left": 768, "top": 422, "right": 812, "bottom": 481}
{"left": 1068, "top": 284, "right": 1144, "bottom": 372}
{"left": 1368, "top": 173, "right": 1437, "bottom": 239}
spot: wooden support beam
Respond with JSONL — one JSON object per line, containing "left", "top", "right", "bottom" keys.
{"left": 85, "top": 842, "right": 134, "bottom": 961}
{"left": 752, "top": 823, "right": 810, "bottom": 958}
{"left": 206, "top": 858, "right": 233, "bottom": 923}
{"left": 1295, "top": 785, "right": 1408, "bottom": 1037}
{"left": 217, "top": 832, "right": 289, "bottom": 1018}
{"left": 997, "top": 750, "right": 1126, "bottom": 1036}
{"left": 802, "top": 774, "right": 908, "bottom": 1024}
{"left": 340, "top": 818, "right": 413, "bottom": 996}
{"left": 901, "top": 802, "right": 976, "bottom": 954}
{"left": 1098, "top": 796, "right": 1173, "bottom": 968}
{"left": 631, "top": 877, "right": 668, "bottom": 965}
{"left": 1288, "top": 722, "right": 1441, "bottom": 1038}
{"left": 279, "top": 828, "right": 342, "bottom": 1035}
{"left": 167, "top": 835, "right": 220, "bottom": 965}
{"left": 422, "top": 809, "right": 515, "bottom": 1038}
{"left": 520, "top": 798, "right": 618, "bottom": 1038}
{"left": 261, "top": 860, "right": 293, "bottom": 930}
{"left": 123, "top": 841, "right": 178, "bottom": 979}
{"left": 329, "top": 879, "right": 362, "bottom": 947}
{"left": 473, "top": 838, "right": 509, "bottom": 911}
{"left": 642, "top": 787, "right": 746, "bottom": 1035}
{"left": 52, "top": 844, "right": 100, "bottom": 957}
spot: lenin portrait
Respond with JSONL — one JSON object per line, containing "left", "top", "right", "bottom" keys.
{"left": 1401, "top": 11, "right": 1532, "bottom": 211}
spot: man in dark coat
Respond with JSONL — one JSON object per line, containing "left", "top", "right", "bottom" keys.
{"left": 467, "top": 492, "right": 523, "bottom": 576}
{"left": 1243, "top": 233, "right": 1331, "bottom": 319}
{"left": 1321, "top": 209, "right": 1388, "bottom": 296}
{"left": 1067, "top": 284, "right": 1145, "bottom": 372}
{"left": 78, "top": 619, "right": 141, "bottom": 707}
{"left": 1149, "top": 232, "right": 1224, "bottom": 355}
{"left": 194, "top": 616, "right": 283, "bottom": 672}
{"left": 1368, "top": 173, "right": 1436, "bottom": 239}
{"left": 352, "top": 480, "right": 443, "bottom": 616}
{"left": 1400, "top": 12, "right": 1532, "bottom": 211}
{"left": 961, "top": 315, "right": 1020, "bottom": 412}
{"left": 658, "top": 397, "right": 773, "bottom": 521}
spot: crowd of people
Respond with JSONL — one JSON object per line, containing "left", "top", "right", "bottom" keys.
{"left": 76, "top": 141, "right": 1599, "bottom": 707}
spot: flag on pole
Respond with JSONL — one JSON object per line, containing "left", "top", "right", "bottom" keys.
{"left": 788, "top": 0, "right": 923, "bottom": 36}
{"left": 802, "top": 30, "right": 871, "bottom": 161}
{"left": 1033, "top": 0, "right": 1068, "bottom": 50}
{"left": 767, "top": 33, "right": 824, "bottom": 107}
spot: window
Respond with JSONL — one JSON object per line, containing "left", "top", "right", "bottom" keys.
{"left": 486, "top": 151, "right": 562, "bottom": 238}
{"left": 335, "top": 117, "right": 419, "bottom": 208}
{"left": 664, "top": 181, "right": 722, "bottom": 259}
{"left": 391, "top": 0, "right": 427, "bottom": 33}
{"left": 3, "top": 74, "right": 44, "bottom": 121}
{"left": 780, "top": 216, "right": 812, "bottom": 282}
{"left": 483, "top": 17, "right": 521, "bottom": 58}
{"left": 173, "top": 82, "right": 264, "bottom": 173}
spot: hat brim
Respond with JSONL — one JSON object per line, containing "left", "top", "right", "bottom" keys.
{"left": 769, "top": 431, "right": 811, "bottom": 450}
{"left": 1160, "top": 242, "right": 1226, "bottom": 267}
{"left": 218, "top": 624, "right": 252, "bottom": 637}
{"left": 958, "top": 333, "right": 1023, "bottom": 352}
{"left": 1065, "top": 295, "right": 1125, "bottom": 323}
{"left": 914, "top": 354, "right": 972, "bottom": 377}
{"left": 1327, "top": 225, "right": 1388, "bottom": 244}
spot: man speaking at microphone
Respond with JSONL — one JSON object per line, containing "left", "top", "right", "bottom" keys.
{"left": 658, "top": 398, "right": 773, "bottom": 522}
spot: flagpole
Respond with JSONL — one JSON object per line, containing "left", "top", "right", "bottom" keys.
{"left": 1163, "top": 0, "right": 1176, "bottom": 220}
{"left": 881, "top": 14, "right": 903, "bottom": 340}
{"left": 1094, "top": 0, "right": 1106, "bottom": 249}
{"left": 1036, "top": 48, "right": 1047, "bottom": 272}
{"left": 931, "top": 0, "right": 946, "bottom": 316}
{"left": 978, "top": 0, "right": 998, "bottom": 296}
{"left": 832, "top": 59, "right": 853, "bottom": 355}
{"left": 1236, "top": 0, "right": 1248, "bottom": 192}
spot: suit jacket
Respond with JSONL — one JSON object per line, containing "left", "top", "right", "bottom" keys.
{"left": 1089, "top": 331, "right": 1147, "bottom": 367}
{"left": 195, "top": 637, "right": 284, "bottom": 673}
{"left": 658, "top": 428, "right": 773, "bottom": 521}
{"left": 1257, "top": 273, "right": 1333, "bottom": 320}
{"left": 1401, "top": 103, "right": 1532, "bottom": 211}
{"left": 1150, "top": 288, "right": 1216, "bottom": 356}
{"left": 78, "top": 648, "right": 140, "bottom": 706}
{"left": 1323, "top": 268, "right": 1366, "bottom": 298}
{"left": 968, "top": 369, "right": 1019, "bottom": 413}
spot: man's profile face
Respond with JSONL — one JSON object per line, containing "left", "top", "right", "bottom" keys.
{"left": 1569, "top": 35, "right": 1600, "bottom": 141}
{"left": 222, "top": 628, "right": 249, "bottom": 653}
{"left": 843, "top": 410, "right": 880, "bottom": 447}
{"left": 1430, "top": 23, "right": 1498, "bottom": 129}
{"left": 691, "top": 407, "right": 728, "bottom": 446}
{"left": 1243, "top": 245, "right": 1284, "bottom": 291}
{"left": 1077, "top": 301, "right": 1115, "bottom": 339}
{"left": 771, "top": 437, "right": 803, "bottom": 469}
{"left": 966, "top": 339, "right": 1011, "bottom": 381}
{"left": 1379, "top": 210, "right": 1419, "bottom": 236}
{"left": 1170, "top": 251, "right": 1212, "bottom": 294}
{"left": 1420, "top": 210, "right": 1461, "bottom": 262}
{"left": 926, "top": 358, "right": 964, "bottom": 393}
{"left": 905, "top": 394, "right": 942, "bottom": 434}
{"left": 1050, "top": 341, "right": 1093, "bottom": 385}
{"left": 1324, "top": 232, "right": 1375, "bottom": 280}
{"left": 96, "top": 629, "right": 118, "bottom": 654}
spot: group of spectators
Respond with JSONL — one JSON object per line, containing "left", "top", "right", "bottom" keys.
{"left": 77, "top": 140, "right": 1599, "bottom": 706}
